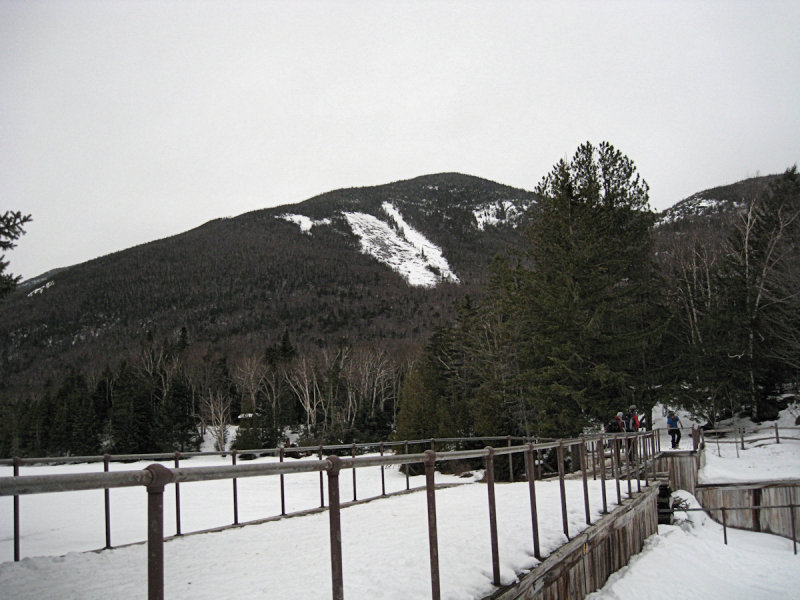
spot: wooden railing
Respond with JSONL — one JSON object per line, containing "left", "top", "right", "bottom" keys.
{"left": 0, "top": 431, "right": 659, "bottom": 600}
{"left": 699, "top": 425, "right": 800, "bottom": 454}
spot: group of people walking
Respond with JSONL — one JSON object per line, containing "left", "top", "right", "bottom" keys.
{"left": 606, "top": 405, "right": 683, "bottom": 449}
{"left": 606, "top": 405, "right": 641, "bottom": 435}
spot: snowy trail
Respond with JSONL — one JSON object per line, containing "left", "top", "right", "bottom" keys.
{"left": 587, "top": 490, "right": 800, "bottom": 600}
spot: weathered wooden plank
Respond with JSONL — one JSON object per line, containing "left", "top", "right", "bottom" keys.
{"left": 489, "top": 486, "right": 659, "bottom": 600}
{"left": 657, "top": 451, "right": 699, "bottom": 494}
{"left": 695, "top": 480, "right": 800, "bottom": 541}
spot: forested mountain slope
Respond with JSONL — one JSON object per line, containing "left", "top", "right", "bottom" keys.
{"left": 0, "top": 173, "right": 536, "bottom": 399}
{"left": 2, "top": 167, "right": 793, "bottom": 458}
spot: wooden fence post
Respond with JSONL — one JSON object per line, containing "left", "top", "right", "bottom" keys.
{"left": 231, "top": 450, "right": 239, "bottom": 525}
{"left": 721, "top": 506, "right": 728, "bottom": 545}
{"left": 623, "top": 433, "right": 632, "bottom": 498}
{"left": 613, "top": 437, "right": 622, "bottom": 506}
{"left": 104, "top": 454, "right": 112, "bottom": 548}
{"left": 424, "top": 450, "right": 441, "bottom": 600}
{"left": 318, "top": 445, "right": 325, "bottom": 508}
{"left": 351, "top": 443, "right": 357, "bottom": 502}
{"left": 598, "top": 435, "right": 608, "bottom": 514}
{"left": 326, "top": 456, "right": 344, "bottom": 600}
{"left": 279, "top": 447, "right": 286, "bottom": 515}
{"left": 486, "top": 447, "right": 501, "bottom": 586}
{"left": 13, "top": 456, "right": 20, "bottom": 562}
{"left": 557, "top": 441, "right": 569, "bottom": 539}
{"left": 380, "top": 442, "right": 386, "bottom": 496}
{"left": 579, "top": 439, "right": 591, "bottom": 525}
{"left": 633, "top": 434, "right": 647, "bottom": 492}
{"left": 173, "top": 452, "right": 182, "bottom": 536}
{"left": 524, "top": 444, "right": 541, "bottom": 559}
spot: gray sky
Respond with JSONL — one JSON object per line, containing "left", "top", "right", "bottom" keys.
{"left": 2, "top": 0, "right": 799, "bottom": 280}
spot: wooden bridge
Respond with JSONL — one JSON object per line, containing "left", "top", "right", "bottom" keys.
{"left": 1, "top": 426, "right": 797, "bottom": 599}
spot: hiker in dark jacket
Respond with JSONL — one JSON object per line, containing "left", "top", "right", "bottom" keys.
{"left": 624, "top": 405, "right": 640, "bottom": 432}
{"left": 606, "top": 412, "right": 624, "bottom": 434}
{"left": 624, "top": 405, "right": 640, "bottom": 461}
{"left": 667, "top": 411, "right": 682, "bottom": 449}
{"left": 605, "top": 412, "right": 625, "bottom": 464}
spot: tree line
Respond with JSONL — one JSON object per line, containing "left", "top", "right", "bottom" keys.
{"left": 0, "top": 329, "right": 411, "bottom": 457}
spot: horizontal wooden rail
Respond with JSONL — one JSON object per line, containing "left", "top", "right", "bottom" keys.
{"left": 0, "top": 433, "right": 641, "bottom": 467}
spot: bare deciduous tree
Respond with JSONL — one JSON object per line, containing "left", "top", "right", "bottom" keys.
{"left": 232, "top": 355, "right": 265, "bottom": 415}
{"left": 202, "top": 390, "right": 232, "bottom": 451}
{"left": 285, "top": 355, "right": 322, "bottom": 433}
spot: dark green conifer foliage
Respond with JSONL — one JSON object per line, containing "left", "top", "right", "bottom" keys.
{"left": 110, "top": 362, "right": 154, "bottom": 453}
{"left": 393, "top": 143, "right": 662, "bottom": 441}
{"left": 395, "top": 339, "right": 447, "bottom": 441}
{"left": 496, "top": 142, "right": 659, "bottom": 435}
{"left": 0, "top": 210, "right": 32, "bottom": 299}
{"left": 155, "top": 375, "right": 200, "bottom": 452}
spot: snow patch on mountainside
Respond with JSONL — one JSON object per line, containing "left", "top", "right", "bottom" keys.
{"left": 658, "top": 193, "right": 741, "bottom": 225}
{"left": 277, "top": 213, "right": 331, "bottom": 234}
{"left": 343, "top": 204, "right": 459, "bottom": 288}
{"left": 473, "top": 200, "right": 531, "bottom": 230}
{"left": 27, "top": 280, "right": 55, "bottom": 297}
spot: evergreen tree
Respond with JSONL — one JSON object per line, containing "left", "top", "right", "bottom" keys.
{"left": 110, "top": 362, "right": 155, "bottom": 453}
{"left": 393, "top": 142, "right": 661, "bottom": 440}
{"left": 48, "top": 369, "right": 93, "bottom": 454}
{"left": 155, "top": 373, "right": 200, "bottom": 451}
{"left": 394, "top": 354, "right": 443, "bottom": 442}
{"left": 394, "top": 320, "right": 476, "bottom": 442}
{"left": 265, "top": 331, "right": 300, "bottom": 439}
{"left": 505, "top": 141, "right": 659, "bottom": 434}
{"left": 0, "top": 210, "right": 32, "bottom": 299}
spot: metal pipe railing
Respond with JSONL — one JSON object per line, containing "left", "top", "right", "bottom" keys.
{"left": 0, "top": 435, "right": 544, "bottom": 468}
{"left": 1, "top": 431, "right": 658, "bottom": 600}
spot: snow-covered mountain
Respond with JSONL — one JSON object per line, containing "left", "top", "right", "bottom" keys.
{"left": 0, "top": 173, "right": 537, "bottom": 399}
{"left": 1, "top": 170, "right": 781, "bottom": 405}
{"left": 657, "top": 174, "right": 778, "bottom": 224}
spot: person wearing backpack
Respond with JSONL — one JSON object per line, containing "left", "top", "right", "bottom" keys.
{"left": 623, "top": 405, "right": 640, "bottom": 432}
{"left": 605, "top": 412, "right": 625, "bottom": 465}
{"left": 624, "top": 405, "right": 640, "bottom": 461}
{"left": 606, "top": 412, "right": 624, "bottom": 434}
{"left": 667, "top": 410, "right": 682, "bottom": 449}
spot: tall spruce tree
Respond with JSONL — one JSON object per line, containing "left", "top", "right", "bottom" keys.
{"left": 509, "top": 141, "right": 659, "bottom": 434}
{"left": 110, "top": 362, "right": 155, "bottom": 453}
{"left": 393, "top": 142, "right": 661, "bottom": 440}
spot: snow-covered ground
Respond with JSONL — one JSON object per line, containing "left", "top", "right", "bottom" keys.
{"left": 1, "top": 408, "right": 798, "bottom": 599}
{"left": 587, "top": 489, "right": 799, "bottom": 600}
{"left": 1, "top": 456, "right": 629, "bottom": 599}
{"left": 590, "top": 407, "right": 800, "bottom": 600}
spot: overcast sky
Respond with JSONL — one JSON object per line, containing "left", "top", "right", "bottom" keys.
{"left": 2, "top": 0, "right": 798, "bottom": 280}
